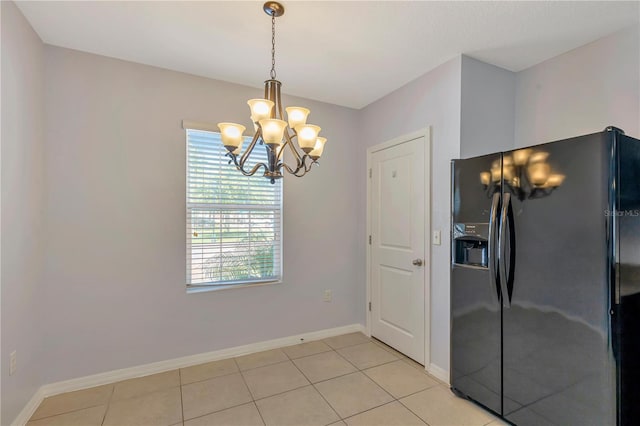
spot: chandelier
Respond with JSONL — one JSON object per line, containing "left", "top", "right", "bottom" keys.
{"left": 217, "top": 1, "right": 325, "bottom": 184}
{"left": 480, "top": 149, "right": 566, "bottom": 200}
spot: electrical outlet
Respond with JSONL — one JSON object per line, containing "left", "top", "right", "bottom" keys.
{"left": 9, "top": 351, "right": 16, "bottom": 375}
{"left": 323, "top": 289, "right": 332, "bottom": 302}
{"left": 432, "top": 230, "right": 441, "bottom": 245}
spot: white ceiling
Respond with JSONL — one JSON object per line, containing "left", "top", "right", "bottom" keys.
{"left": 17, "top": 1, "right": 639, "bottom": 109}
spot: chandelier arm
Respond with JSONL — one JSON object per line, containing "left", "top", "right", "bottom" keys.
{"left": 302, "top": 156, "right": 316, "bottom": 174}
{"left": 238, "top": 129, "right": 262, "bottom": 166}
{"left": 283, "top": 130, "right": 304, "bottom": 165}
{"left": 276, "top": 139, "right": 288, "bottom": 162}
{"left": 280, "top": 161, "right": 308, "bottom": 177}
{"left": 280, "top": 149, "right": 304, "bottom": 176}
{"left": 280, "top": 155, "right": 315, "bottom": 177}
{"left": 228, "top": 153, "right": 268, "bottom": 177}
{"left": 297, "top": 157, "right": 315, "bottom": 177}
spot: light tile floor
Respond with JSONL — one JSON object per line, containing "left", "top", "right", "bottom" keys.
{"left": 28, "top": 333, "right": 503, "bottom": 426}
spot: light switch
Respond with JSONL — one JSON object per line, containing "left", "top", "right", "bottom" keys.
{"left": 432, "top": 230, "right": 441, "bottom": 245}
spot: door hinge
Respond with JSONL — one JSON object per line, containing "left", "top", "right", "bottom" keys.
{"left": 369, "top": 168, "right": 372, "bottom": 178}
{"left": 369, "top": 235, "right": 372, "bottom": 245}
{"left": 369, "top": 302, "right": 372, "bottom": 311}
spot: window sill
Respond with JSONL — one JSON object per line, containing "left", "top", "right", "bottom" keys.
{"left": 186, "top": 279, "right": 282, "bottom": 294}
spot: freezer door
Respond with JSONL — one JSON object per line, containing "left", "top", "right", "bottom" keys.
{"left": 451, "top": 153, "right": 503, "bottom": 416}
{"left": 502, "top": 132, "right": 616, "bottom": 426}
{"left": 616, "top": 133, "right": 640, "bottom": 425}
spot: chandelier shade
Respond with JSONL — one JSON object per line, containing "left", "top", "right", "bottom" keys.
{"left": 217, "top": 2, "right": 326, "bottom": 183}
{"left": 286, "top": 107, "right": 310, "bottom": 129}
{"left": 217, "top": 123, "right": 246, "bottom": 150}
{"left": 259, "top": 119, "right": 288, "bottom": 147}
{"left": 295, "top": 124, "right": 321, "bottom": 152}
{"left": 309, "top": 137, "right": 327, "bottom": 160}
{"left": 247, "top": 99, "right": 274, "bottom": 123}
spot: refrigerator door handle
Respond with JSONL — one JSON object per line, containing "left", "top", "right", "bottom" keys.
{"left": 506, "top": 194, "right": 516, "bottom": 305}
{"left": 498, "top": 192, "right": 512, "bottom": 308}
{"left": 488, "top": 192, "right": 500, "bottom": 303}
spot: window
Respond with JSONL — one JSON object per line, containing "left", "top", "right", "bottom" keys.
{"left": 186, "top": 129, "right": 282, "bottom": 288}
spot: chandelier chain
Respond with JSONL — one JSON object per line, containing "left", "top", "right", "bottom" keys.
{"left": 270, "top": 14, "right": 277, "bottom": 79}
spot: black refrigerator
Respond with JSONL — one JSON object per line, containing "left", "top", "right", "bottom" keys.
{"left": 450, "top": 127, "right": 640, "bottom": 426}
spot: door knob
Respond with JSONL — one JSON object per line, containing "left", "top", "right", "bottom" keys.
{"left": 412, "top": 259, "right": 423, "bottom": 266}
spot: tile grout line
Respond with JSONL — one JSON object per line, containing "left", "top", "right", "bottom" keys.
{"left": 288, "top": 343, "right": 402, "bottom": 422}
{"left": 323, "top": 335, "right": 375, "bottom": 351}
{"left": 395, "top": 390, "right": 437, "bottom": 426}
{"left": 181, "top": 361, "right": 266, "bottom": 424}
{"left": 237, "top": 363, "right": 316, "bottom": 403}
{"left": 334, "top": 340, "right": 406, "bottom": 372}
{"left": 34, "top": 334, "right": 433, "bottom": 426}
{"left": 100, "top": 385, "right": 115, "bottom": 426}
{"left": 289, "top": 349, "right": 361, "bottom": 387}
{"left": 285, "top": 348, "right": 335, "bottom": 361}
{"left": 369, "top": 337, "right": 447, "bottom": 385}
{"left": 238, "top": 358, "right": 290, "bottom": 373}
{"left": 178, "top": 369, "right": 185, "bottom": 425}
{"left": 284, "top": 347, "right": 343, "bottom": 424}
{"left": 253, "top": 382, "right": 312, "bottom": 403}
{"left": 235, "top": 341, "right": 392, "bottom": 408}
{"left": 333, "top": 339, "right": 439, "bottom": 425}
{"left": 394, "top": 382, "right": 444, "bottom": 401}
{"left": 283, "top": 340, "right": 422, "bottom": 417}
{"left": 397, "top": 397, "right": 433, "bottom": 426}
{"left": 236, "top": 352, "right": 290, "bottom": 372}
{"left": 251, "top": 400, "right": 267, "bottom": 426}
{"left": 396, "top": 383, "right": 493, "bottom": 426}
{"left": 36, "top": 335, "right": 373, "bottom": 421}
{"left": 28, "top": 402, "right": 109, "bottom": 424}
{"left": 332, "top": 347, "right": 362, "bottom": 372}
{"left": 29, "top": 384, "right": 116, "bottom": 424}
{"left": 234, "top": 357, "right": 267, "bottom": 426}
{"left": 182, "top": 401, "right": 259, "bottom": 424}
{"left": 236, "top": 358, "right": 258, "bottom": 402}
{"left": 339, "top": 399, "right": 427, "bottom": 426}
{"left": 180, "top": 362, "right": 242, "bottom": 386}
{"left": 31, "top": 343, "right": 222, "bottom": 423}
{"left": 180, "top": 353, "right": 314, "bottom": 387}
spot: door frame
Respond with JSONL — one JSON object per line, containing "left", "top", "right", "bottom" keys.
{"left": 366, "top": 127, "right": 431, "bottom": 368}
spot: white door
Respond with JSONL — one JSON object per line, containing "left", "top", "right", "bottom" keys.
{"left": 370, "top": 136, "right": 426, "bottom": 363}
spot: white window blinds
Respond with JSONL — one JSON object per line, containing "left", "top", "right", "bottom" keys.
{"left": 186, "top": 129, "right": 282, "bottom": 286}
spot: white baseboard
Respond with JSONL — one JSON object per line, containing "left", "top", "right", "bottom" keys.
{"left": 10, "top": 387, "right": 45, "bottom": 426}
{"left": 12, "top": 323, "right": 365, "bottom": 426}
{"left": 428, "top": 362, "right": 450, "bottom": 385}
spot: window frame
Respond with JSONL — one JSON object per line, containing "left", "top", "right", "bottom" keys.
{"left": 184, "top": 123, "right": 283, "bottom": 292}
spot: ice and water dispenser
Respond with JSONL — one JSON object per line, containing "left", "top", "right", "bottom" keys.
{"left": 453, "top": 223, "right": 489, "bottom": 268}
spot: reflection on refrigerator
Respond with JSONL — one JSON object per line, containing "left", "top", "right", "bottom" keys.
{"left": 451, "top": 127, "right": 640, "bottom": 426}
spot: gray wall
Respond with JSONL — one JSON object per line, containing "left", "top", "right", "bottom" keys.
{"left": 506, "top": 24, "right": 640, "bottom": 332}
{"left": 358, "top": 56, "right": 462, "bottom": 373}
{"left": 3, "top": 5, "right": 640, "bottom": 421}
{"left": 515, "top": 25, "right": 640, "bottom": 147}
{"left": 460, "top": 56, "right": 516, "bottom": 158}
{"left": 41, "top": 46, "right": 362, "bottom": 384}
{"left": 1, "top": 1, "right": 46, "bottom": 423}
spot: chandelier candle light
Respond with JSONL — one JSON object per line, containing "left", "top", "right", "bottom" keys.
{"left": 217, "top": 1, "right": 326, "bottom": 183}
